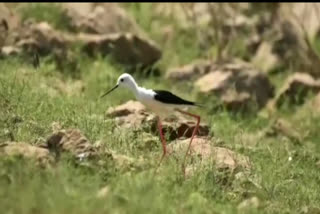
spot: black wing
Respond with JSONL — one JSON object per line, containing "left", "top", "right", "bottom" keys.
{"left": 153, "top": 90, "right": 195, "bottom": 105}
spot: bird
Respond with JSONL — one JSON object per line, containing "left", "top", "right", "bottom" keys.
{"left": 101, "top": 73, "right": 202, "bottom": 174}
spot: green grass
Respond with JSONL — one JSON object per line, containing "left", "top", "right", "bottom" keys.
{"left": 16, "top": 3, "right": 71, "bottom": 31}
{"left": 1, "top": 54, "right": 320, "bottom": 214}
{"left": 1, "top": 3, "right": 320, "bottom": 214}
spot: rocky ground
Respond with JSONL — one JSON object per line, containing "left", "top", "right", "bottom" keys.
{"left": 1, "top": 3, "right": 320, "bottom": 214}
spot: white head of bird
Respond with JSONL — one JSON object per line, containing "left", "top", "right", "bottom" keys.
{"left": 100, "top": 73, "right": 138, "bottom": 98}
{"left": 117, "top": 73, "right": 137, "bottom": 90}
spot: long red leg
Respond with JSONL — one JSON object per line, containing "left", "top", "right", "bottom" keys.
{"left": 177, "top": 109, "right": 200, "bottom": 175}
{"left": 157, "top": 117, "right": 167, "bottom": 167}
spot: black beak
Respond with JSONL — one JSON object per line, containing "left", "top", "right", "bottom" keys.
{"left": 100, "top": 84, "right": 118, "bottom": 98}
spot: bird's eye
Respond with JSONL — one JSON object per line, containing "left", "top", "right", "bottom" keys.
{"left": 120, "top": 78, "right": 124, "bottom": 82}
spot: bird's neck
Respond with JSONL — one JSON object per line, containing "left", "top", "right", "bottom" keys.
{"left": 127, "top": 81, "right": 139, "bottom": 96}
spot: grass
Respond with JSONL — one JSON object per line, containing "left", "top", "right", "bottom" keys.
{"left": 1, "top": 3, "right": 320, "bottom": 214}
{"left": 16, "top": 3, "right": 71, "bottom": 31}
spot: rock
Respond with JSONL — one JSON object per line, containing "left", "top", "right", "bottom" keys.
{"left": 280, "top": 3, "right": 320, "bottom": 42}
{"left": 169, "top": 60, "right": 274, "bottom": 113}
{"left": 169, "top": 137, "right": 212, "bottom": 160}
{"left": 62, "top": 3, "right": 140, "bottom": 35}
{"left": 0, "top": 45, "right": 21, "bottom": 57}
{"left": 212, "top": 147, "right": 251, "bottom": 171}
{"left": 0, "top": 3, "right": 20, "bottom": 48}
{"left": 194, "top": 61, "right": 274, "bottom": 112}
{"left": 149, "top": 116, "right": 210, "bottom": 141}
{"left": 45, "top": 128, "right": 97, "bottom": 160}
{"left": 0, "top": 21, "right": 78, "bottom": 71}
{"left": 106, "top": 100, "right": 146, "bottom": 117}
{"left": 9, "top": 21, "right": 78, "bottom": 71}
{"left": 251, "top": 41, "right": 280, "bottom": 73}
{"left": 275, "top": 73, "right": 320, "bottom": 107}
{"left": 62, "top": 3, "right": 162, "bottom": 68}
{"left": 166, "top": 59, "right": 212, "bottom": 81}
{"left": 258, "top": 3, "right": 320, "bottom": 77}
{"left": 117, "top": 112, "right": 151, "bottom": 130}
{"left": 80, "top": 32, "right": 161, "bottom": 68}
{"left": 0, "top": 142, "right": 52, "bottom": 165}
{"left": 276, "top": 20, "right": 320, "bottom": 77}
{"left": 106, "top": 100, "right": 150, "bottom": 129}
{"left": 16, "top": 21, "right": 69, "bottom": 55}
{"left": 0, "top": 4, "right": 11, "bottom": 26}
{"left": 5, "top": 18, "right": 160, "bottom": 68}
{"left": 192, "top": 3, "right": 320, "bottom": 77}
{"left": 168, "top": 137, "right": 251, "bottom": 171}
{"left": 237, "top": 196, "right": 260, "bottom": 211}
{"left": 107, "top": 100, "right": 209, "bottom": 140}
{"left": 195, "top": 70, "right": 233, "bottom": 94}
{"left": 247, "top": 3, "right": 320, "bottom": 77}
{"left": 220, "top": 91, "right": 251, "bottom": 112}
{"left": 0, "top": 20, "right": 8, "bottom": 48}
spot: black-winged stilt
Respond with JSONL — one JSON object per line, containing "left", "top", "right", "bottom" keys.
{"left": 101, "top": 73, "right": 202, "bottom": 174}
